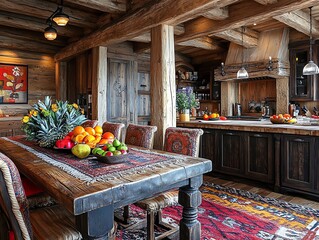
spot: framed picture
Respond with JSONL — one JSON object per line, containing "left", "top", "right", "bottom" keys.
{"left": 0, "top": 63, "right": 28, "bottom": 104}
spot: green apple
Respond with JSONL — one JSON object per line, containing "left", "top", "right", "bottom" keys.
{"left": 92, "top": 147, "right": 102, "bottom": 155}
{"left": 117, "top": 145, "right": 128, "bottom": 151}
{"left": 113, "top": 139, "right": 121, "bottom": 147}
{"left": 108, "top": 146, "right": 116, "bottom": 152}
{"left": 113, "top": 150, "right": 122, "bottom": 156}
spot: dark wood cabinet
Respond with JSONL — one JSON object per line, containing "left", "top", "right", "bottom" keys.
{"left": 281, "top": 135, "right": 317, "bottom": 193}
{"left": 215, "top": 130, "right": 245, "bottom": 176}
{"left": 200, "top": 129, "right": 216, "bottom": 165}
{"left": 245, "top": 133, "right": 274, "bottom": 183}
{"left": 289, "top": 41, "right": 319, "bottom": 101}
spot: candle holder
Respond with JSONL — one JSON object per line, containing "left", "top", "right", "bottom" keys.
{"left": 267, "top": 56, "right": 273, "bottom": 71}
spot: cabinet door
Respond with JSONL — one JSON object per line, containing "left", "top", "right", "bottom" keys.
{"left": 245, "top": 133, "right": 274, "bottom": 183}
{"left": 107, "top": 58, "right": 138, "bottom": 127}
{"left": 281, "top": 135, "right": 316, "bottom": 192}
{"left": 137, "top": 72, "right": 151, "bottom": 125}
{"left": 200, "top": 129, "right": 215, "bottom": 173}
{"left": 216, "top": 130, "right": 244, "bottom": 175}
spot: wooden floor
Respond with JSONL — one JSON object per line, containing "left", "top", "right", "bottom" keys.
{"left": 204, "top": 175, "right": 319, "bottom": 210}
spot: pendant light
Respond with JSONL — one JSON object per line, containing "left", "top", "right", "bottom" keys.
{"left": 237, "top": 26, "right": 249, "bottom": 79}
{"left": 53, "top": 6, "right": 69, "bottom": 26}
{"left": 303, "top": 6, "right": 319, "bottom": 75}
{"left": 44, "top": 22, "right": 57, "bottom": 40}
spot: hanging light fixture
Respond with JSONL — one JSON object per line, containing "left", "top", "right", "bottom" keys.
{"left": 44, "top": 22, "right": 57, "bottom": 40}
{"left": 303, "top": 6, "right": 319, "bottom": 75}
{"left": 44, "top": 0, "right": 69, "bottom": 40}
{"left": 237, "top": 26, "right": 249, "bottom": 79}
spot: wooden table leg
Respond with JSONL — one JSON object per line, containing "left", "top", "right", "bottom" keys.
{"left": 76, "top": 204, "right": 114, "bottom": 240}
{"left": 178, "top": 175, "right": 203, "bottom": 240}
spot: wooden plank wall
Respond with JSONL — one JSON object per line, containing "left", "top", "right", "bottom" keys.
{"left": 0, "top": 48, "right": 55, "bottom": 116}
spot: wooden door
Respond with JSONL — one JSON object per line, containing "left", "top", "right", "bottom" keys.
{"left": 245, "top": 133, "right": 274, "bottom": 183}
{"left": 107, "top": 58, "right": 138, "bottom": 128}
{"left": 281, "top": 135, "right": 316, "bottom": 192}
{"left": 216, "top": 130, "right": 244, "bottom": 176}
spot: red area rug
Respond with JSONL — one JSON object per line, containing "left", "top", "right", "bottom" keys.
{"left": 115, "top": 182, "right": 319, "bottom": 239}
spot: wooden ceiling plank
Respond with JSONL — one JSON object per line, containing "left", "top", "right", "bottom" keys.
{"left": 214, "top": 28, "right": 259, "bottom": 48}
{"left": 254, "top": 0, "right": 278, "bottom": 4}
{"left": 0, "top": 0, "right": 98, "bottom": 28}
{"left": 0, "top": 35, "right": 60, "bottom": 54}
{"left": 177, "top": 0, "right": 318, "bottom": 43}
{"left": 66, "top": 0, "right": 126, "bottom": 13}
{"left": 274, "top": 10, "right": 319, "bottom": 38}
{"left": 202, "top": 7, "right": 229, "bottom": 20}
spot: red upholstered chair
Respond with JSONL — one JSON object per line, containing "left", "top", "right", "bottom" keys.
{"left": 102, "top": 122, "right": 125, "bottom": 140}
{"left": 81, "top": 119, "right": 99, "bottom": 128}
{"left": 124, "top": 124, "right": 157, "bottom": 149}
{"left": 0, "top": 152, "right": 83, "bottom": 240}
{"left": 135, "top": 127, "right": 203, "bottom": 240}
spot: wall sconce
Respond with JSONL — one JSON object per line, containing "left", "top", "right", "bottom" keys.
{"left": 221, "top": 62, "right": 226, "bottom": 76}
{"left": 267, "top": 56, "right": 273, "bottom": 71}
{"left": 44, "top": 0, "right": 69, "bottom": 40}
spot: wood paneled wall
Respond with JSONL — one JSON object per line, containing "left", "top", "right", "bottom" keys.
{"left": 0, "top": 48, "right": 55, "bottom": 116}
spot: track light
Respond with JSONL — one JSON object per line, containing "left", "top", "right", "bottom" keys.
{"left": 44, "top": 0, "right": 69, "bottom": 40}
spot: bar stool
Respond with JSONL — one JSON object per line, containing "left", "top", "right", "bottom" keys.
{"left": 135, "top": 127, "right": 203, "bottom": 240}
{"left": 81, "top": 119, "right": 99, "bottom": 128}
{"left": 102, "top": 122, "right": 125, "bottom": 140}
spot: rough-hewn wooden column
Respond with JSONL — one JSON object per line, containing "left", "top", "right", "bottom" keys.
{"left": 91, "top": 46, "right": 108, "bottom": 124}
{"left": 150, "top": 25, "right": 176, "bottom": 150}
{"left": 55, "top": 61, "right": 67, "bottom": 101}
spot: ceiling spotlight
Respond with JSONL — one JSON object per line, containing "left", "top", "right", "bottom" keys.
{"left": 44, "top": 24, "right": 57, "bottom": 40}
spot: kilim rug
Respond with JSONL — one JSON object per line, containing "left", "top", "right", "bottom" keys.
{"left": 115, "top": 182, "right": 319, "bottom": 240}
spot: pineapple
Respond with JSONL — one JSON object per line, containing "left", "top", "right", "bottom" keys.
{"left": 22, "top": 96, "right": 87, "bottom": 148}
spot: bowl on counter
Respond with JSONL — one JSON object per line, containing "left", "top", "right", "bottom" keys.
{"left": 270, "top": 117, "right": 285, "bottom": 124}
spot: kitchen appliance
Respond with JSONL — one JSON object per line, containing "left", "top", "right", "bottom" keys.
{"left": 233, "top": 103, "right": 242, "bottom": 116}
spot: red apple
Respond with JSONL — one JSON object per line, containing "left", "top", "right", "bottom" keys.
{"left": 120, "top": 150, "right": 127, "bottom": 155}
{"left": 105, "top": 151, "right": 113, "bottom": 156}
{"left": 55, "top": 139, "right": 64, "bottom": 148}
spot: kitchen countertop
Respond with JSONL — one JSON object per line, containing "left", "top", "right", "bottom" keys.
{"left": 177, "top": 119, "right": 319, "bottom": 136}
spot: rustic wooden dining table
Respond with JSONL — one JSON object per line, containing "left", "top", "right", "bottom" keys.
{"left": 0, "top": 136, "right": 212, "bottom": 240}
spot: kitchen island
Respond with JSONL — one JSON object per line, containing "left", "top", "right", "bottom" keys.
{"left": 177, "top": 119, "right": 319, "bottom": 199}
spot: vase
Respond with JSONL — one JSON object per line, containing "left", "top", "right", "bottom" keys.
{"left": 179, "top": 109, "right": 190, "bottom": 122}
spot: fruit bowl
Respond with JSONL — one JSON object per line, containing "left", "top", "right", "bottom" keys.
{"left": 270, "top": 117, "right": 285, "bottom": 124}
{"left": 93, "top": 152, "right": 129, "bottom": 164}
{"left": 209, "top": 117, "right": 220, "bottom": 121}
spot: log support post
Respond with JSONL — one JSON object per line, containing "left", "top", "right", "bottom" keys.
{"left": 55, "top": 61, "right": 67, "bottom": 101}
{"left": 91, "top": 46, "right": 108, "bottom": 124}
{"left": 150, "top": 24, "right": 176, "bottom": 150}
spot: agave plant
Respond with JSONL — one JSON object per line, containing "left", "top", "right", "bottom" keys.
{"left": 21, "top": 96, "right": 87, "bottom": 148}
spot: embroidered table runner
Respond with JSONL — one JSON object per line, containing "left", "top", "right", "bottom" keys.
{"left": 3, "top": 136, "right": 185, "bottom": 183}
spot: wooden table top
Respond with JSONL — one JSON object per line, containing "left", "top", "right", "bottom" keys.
{"left": 0, "top": 136, "right": 212, "bottom": 216}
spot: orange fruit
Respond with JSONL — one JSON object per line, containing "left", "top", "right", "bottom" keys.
{"left": 84, "top": 127, "right": 95, "bottom": 135}
{"left": 94, "top": 125, "right": 103, "bottom": 135}
{"left": 83, "top": 135, "right": 95, "bottom": 143}
{"left": 102, "top": 132, "right": 115, "bottom": 140}
{"left": 94, "top": 135, "right": 102, "bottom": 143}
{"left": 74, "top": 134, "right": 85, "bottom": 143}
{"left": 73, "top": 126, "right": 85, "bottom": 136}
{"left": 99, "top": 138, "right": 109, "bottom": 145}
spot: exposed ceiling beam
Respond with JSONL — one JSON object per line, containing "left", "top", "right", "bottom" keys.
{"left": 0, "top": 0, "right": 98, "bottom": 28}
{"left": 274, "top": 9, "right": 319, "bottom": 38}
{"left": 214, "top": 28, "right": 259, "bottom": 48}
{"left": 65, "top": 0, "right": 126, "bottom": 13}
{"left": 254, "top": 0, "right": 278, "bottom": 4}
{"left": 202, "top": 7, "right": 229, "bottom": 20}
{"left": 55, "top": 0, "right": 237, "bottom": 61}
{"left": 177, "top": 37, "right": 224, "bottom": 50}
{"left": 0, "top": 11, "right": 82, "bottom": 38}
{"left": 176, "top": 0, "right": 318, "bottom": 43}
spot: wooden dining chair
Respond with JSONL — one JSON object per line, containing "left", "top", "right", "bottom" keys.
{"left": 124, "top": 123, "right": 158, "bottom": 149}
{"left": 0, "top": 152, "right": 82, "bottom": 240}
{"left": 134, "top": 127, "right": 204, "bottom": 240}
{"left": 102, "top": 122, "right": 125, "bottom": 140}
{"left": 81, "top": 119, "right": 99, "bottom": 128}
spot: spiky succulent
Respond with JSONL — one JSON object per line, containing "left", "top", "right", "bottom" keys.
{"left": 21, "top": 96, "right": 87, "bottom": 148}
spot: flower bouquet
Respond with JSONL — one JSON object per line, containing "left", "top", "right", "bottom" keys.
{"left": 21, "top": 96, "right": 87, "bottom": 148}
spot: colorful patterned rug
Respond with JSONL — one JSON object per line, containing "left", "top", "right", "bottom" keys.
{"left": 115, "top": 182, "right": 319, "bottom": 240}
{"left": 4, "top": 136, "right": 186, "bottom": 183}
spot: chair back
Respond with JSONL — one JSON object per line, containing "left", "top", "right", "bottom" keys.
{"left": 125, "top": 124, "right": 157, "bottom": 149}
{"left": 102, "top": 122, "right": 125, "bottom": 140}
{"left": 163, "top": 127, "right": 203, "bottom": 157}
{"left": 0, "top": 152, "right": 32, "bottom": 240}
{"left": 81, "top": 120, "right": 99, "bottom": 128}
